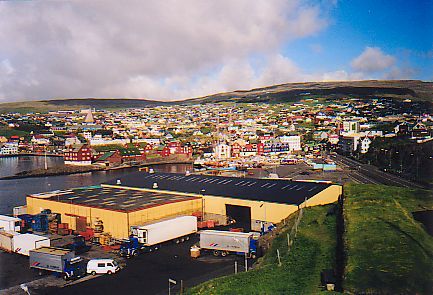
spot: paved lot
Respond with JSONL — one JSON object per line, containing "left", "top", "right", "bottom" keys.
{"left": 24, "top": 236, "right": 246, "bottom": 295}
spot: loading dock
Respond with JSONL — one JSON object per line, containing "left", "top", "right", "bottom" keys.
{"left": 225, "top": 204, "right": 251, "bottom": 232}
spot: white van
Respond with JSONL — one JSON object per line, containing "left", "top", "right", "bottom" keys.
{"left": 87, "top": 259, "right": 120, "bottom": 275}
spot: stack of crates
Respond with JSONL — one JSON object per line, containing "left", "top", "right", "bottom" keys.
{"left": 57, "top": 223, "right": 70, "bottom": 236}
{"left": 49, "top": 220, "right": 58, "bottom": 234}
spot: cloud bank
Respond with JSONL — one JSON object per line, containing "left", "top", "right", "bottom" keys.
{"left": 0, "top": 0, "right": 332, "bottom": 101}
{"left": 0, "top": 1, "right": 411, "bottom": 102}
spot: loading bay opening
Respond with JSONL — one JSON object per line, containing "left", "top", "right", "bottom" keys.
{"left": 225, "top": 204, "right": 252, "bottom": 232}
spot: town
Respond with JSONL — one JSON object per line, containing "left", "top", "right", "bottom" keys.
{"left": 1, "top": 96, "right": 431, "bottom": 185}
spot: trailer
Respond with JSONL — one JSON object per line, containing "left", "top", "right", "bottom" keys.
{"left": 199, "top": 230, "right": 258, "bottom": 258}
{"left": 29, "top": 247, "right": 84, "bottom": 280}
{"left": 13, "top": 233, "right": 50, "bottom": 256}
{"left": 0, "top": 231, "right": 49, "bottom": 255}
{"left": 120, "top": 216, "right": 197, "bottom": 257}
{"left": 0, "top": 215, "right": 21, "bottom": 232}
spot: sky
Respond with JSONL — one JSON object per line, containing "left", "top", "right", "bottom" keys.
{"left": 0, "top": 0, "right": 431, "bottom": 102}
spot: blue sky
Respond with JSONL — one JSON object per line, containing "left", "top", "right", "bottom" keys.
{"left": 0, "top": 0, "right": 431, "bottom": 101}
{"left": 282, "top": 0, "right": 432, "bottom": 80}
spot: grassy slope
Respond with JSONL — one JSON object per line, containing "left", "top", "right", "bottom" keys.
{"left": 189, "top": 204, "right": 337, "bottom": 295}
{"left": 344, "top": 184, "right": 433, "bottom": 294}
{"left": 0, "top": 126, "right": 29, "bottom": 137}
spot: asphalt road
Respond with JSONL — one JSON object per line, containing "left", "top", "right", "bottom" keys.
{"left": 37, "top": 236, "right": 248, "bottom": 295}
{"left": 333, "top": 154, "right": 425, "bottom": 189}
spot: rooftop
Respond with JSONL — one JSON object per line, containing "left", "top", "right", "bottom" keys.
{"left": 104, "top": 172, "right": 333, "bottom": 206}
{"left": 29, "top": 185, "right": 199, "bottom": 212}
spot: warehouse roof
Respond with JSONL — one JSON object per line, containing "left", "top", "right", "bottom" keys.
{"left": 28, "top": 186, "right": 199, "bottom": 212}
{"left": 103, "top": 172, "right": 333, "bottom": 205}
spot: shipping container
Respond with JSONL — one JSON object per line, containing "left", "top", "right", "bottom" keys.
{"left": 0, "top": 215, "right": 21, "bottom": 232}
{"left": 131, "top": 216, "right": 197, "bottom": 246}
{"left": 13, "top": 233, "right": 50, "bottom": 256}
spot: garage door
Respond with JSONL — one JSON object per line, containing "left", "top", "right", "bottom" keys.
{"left": 225, "top": 204, "right": 251, "bottom": 232}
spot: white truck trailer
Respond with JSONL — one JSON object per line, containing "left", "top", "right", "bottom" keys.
{"left": 0, "top": 215, "right": 21, "bottom": 232}
{"left": 0, "top": 231, "right": 50, "bottom": 255}
{"left": 121, "top": 216, "right": 197, "bottom": 257}
{"left": 199, "top": 230, "right": 258, "bottom": 258}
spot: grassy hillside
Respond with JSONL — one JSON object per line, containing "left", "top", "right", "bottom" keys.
{"left": 0, "top": 98, "right": 166, "bottom": 113}
{"left": 1, "top": 80, "right": 432, "bottom": 113}
{"left": 343, "top": 184, "right": 433, "bottom": 294}
{"left": 189, "top": 204, "right": 337, "bottom": 295}
{"left": 185, "top": 80, "right": 433, "bottom": 104}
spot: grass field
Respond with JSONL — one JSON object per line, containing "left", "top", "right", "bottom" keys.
{"left": 0, "top": 126, "right": 29, "bottom": 138}
{"left": 343, "top": 184, "right": 433, "bottom": 294}
{"left": 188, "top": 204, "right": 338, "bottom": 295}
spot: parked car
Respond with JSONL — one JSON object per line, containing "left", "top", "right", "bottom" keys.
{"left": 87, "top": 258, "right": 120, "bottom": 275}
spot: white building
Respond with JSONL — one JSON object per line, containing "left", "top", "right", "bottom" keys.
{"left": 214, "top": 143, "right": 231, "bottom": 159}
{"left": 359, "top": 137, "right": 372, "bottom": 154}
{"left": 279, "top": 135, "right": 301, "bottom": 151}
{"left": 0, "top": 142, "right": 19, "bottom": 155}
{"left": 342, "top": 120, "right": 360, "bottom": 134}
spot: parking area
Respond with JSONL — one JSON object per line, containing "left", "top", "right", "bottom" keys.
{"left": 2, "top": 235, "right": 250, "bottom": 295}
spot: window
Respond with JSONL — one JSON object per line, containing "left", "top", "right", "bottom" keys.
{"left": 97, "top": 263, "right": 105, "bottom": 267}
{"left": 107, "top": 263, "right": 113, "bottom": 267}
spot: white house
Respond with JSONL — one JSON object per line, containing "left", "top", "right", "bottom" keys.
{"left": 0, "top": 142, "right": 19, "bottom": 155}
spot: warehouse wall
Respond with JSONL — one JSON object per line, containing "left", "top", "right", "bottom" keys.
{"left": 300, "top": 185, "right": 342, "bottom": 208}
{"left": 202, "top": 195, "right": 298, "bottom": 224}
{"left": 26, "top": 196, "right": 129, "bottom": 238}
{"left": 128, "top": 198, "right": 202, "bottom": 227}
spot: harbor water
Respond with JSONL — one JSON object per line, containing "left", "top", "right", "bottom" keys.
{"left": 0, "top": 156, "right": 192, "bottom": 215}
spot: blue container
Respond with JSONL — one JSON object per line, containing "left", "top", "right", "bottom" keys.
{"left": 31, "top": 214, "right": 48, "bottom": 232}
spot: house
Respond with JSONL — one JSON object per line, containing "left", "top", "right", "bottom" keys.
{"left": 214, "top": 143, "right": 231, "bottom": 159}
{"left": 411, "top": 122, "right": 430, "bottom": 139}
{"left": 156, "top": 145, "right": 171, "bottom": 157}
{"left": 0, "top": 142, "right": 19, "bottom": 155}
{"left": 64, "top": 144, "right": 92, "bottom": 165}
{"left": 119, "top": 147, "right": 145, "bottom": 163}
{"left": 359, "top": 136, "right": 372, "bottom": 154}
{"left": 95, "top": 151, "right": 122, "bottom": 167}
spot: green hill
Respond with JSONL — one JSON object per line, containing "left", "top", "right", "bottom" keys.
{"left": 343, "top": 184, "right": 433, "bottom": 294}
{"left": 188, "top": 204, "right": 338, "bottom": 294}
{"left": 1, "top": 80, "right": 432, "bottom": 113}
{"left": 188, "top": 184, "right": 433, "bottom": 294}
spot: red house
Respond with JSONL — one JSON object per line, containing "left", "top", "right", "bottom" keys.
{"left": 64, "top": 144, "right": 92, "bottom": 165}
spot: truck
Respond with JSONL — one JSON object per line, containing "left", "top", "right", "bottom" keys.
{"left": 198, "top": 230, "right": 258, "bottom": 258}
{"left": 29, "top": 247, "right": 85, "bottom": 280}
{"left": 65, "top": 235, "right": 91, "bottom": 254}
{"left": 0, "top": 231, "right": 50, "bottom": 255}
{"left": 0, "top": 215, "right": 21, "bottom": 232}
{"left": 120, "top": 216, "right": 197, "bottom": 257}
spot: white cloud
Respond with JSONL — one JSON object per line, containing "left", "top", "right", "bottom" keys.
{"left": 351, "top": 47, "right": 395, "bottom": 73}
{"left": 0, "top": 0, "right": 329, "bottom": 101}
